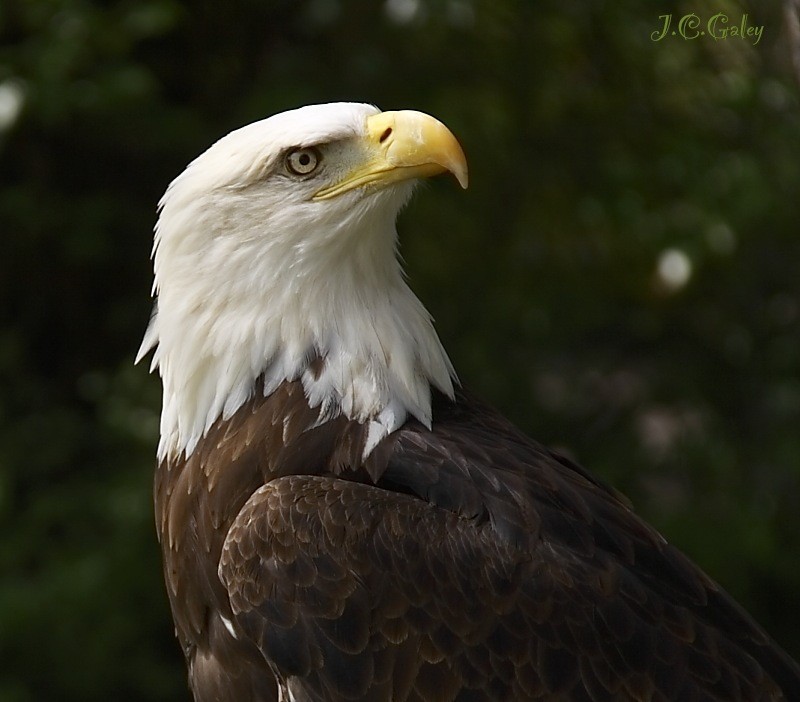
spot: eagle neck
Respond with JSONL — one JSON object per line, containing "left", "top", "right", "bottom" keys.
{"left": 144, "top": 211, "right": 456, "bottom": 462}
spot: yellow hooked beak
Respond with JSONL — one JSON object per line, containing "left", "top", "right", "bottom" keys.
{"left": 313, "top": 110, "right": 468, "bottom": 201}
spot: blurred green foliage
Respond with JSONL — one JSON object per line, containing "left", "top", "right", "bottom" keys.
{"left": 1, "top": 0, "right": 798, "bottom": 699}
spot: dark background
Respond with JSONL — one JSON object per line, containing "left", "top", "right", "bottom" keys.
{"left": 2, "top": 1, "right": 798, "bottom": 699}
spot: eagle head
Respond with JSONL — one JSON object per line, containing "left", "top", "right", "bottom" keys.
{"left": 138, "top": 102, "right": 468, "bottom": 461}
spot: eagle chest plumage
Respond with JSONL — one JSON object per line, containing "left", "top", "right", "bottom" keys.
{"left": 155, "top": 380, "right": 367, "bottom": 700}
{"left": 142, "top": 103, "right": 800, "bottom": 701}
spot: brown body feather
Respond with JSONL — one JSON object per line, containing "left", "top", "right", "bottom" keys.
{"left": 155, "top": 382, "right": 800, "bottom": 701}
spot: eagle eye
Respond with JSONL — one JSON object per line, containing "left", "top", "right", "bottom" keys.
{"left": 286, "top": 147, "right": 321, "bottom": 176}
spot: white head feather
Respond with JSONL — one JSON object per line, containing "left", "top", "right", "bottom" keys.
{"left": 138, "top": 102, "right": 457, "bottom": 461}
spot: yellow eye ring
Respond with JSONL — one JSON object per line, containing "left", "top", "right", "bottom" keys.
{"left": 286, "top": 147, "right": 321, "bottom": 176}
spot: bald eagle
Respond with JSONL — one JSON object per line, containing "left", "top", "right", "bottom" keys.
{"left": 138, "top": 103, "right": 800, "bottom": 701}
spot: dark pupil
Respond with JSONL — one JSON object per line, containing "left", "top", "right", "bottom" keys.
{"left": 298, "top": 153, "right": 311, "bottom": 166}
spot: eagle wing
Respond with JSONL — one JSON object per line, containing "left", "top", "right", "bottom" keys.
{"left": 218, "top": 392, "right": 799, "bottom": 701}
